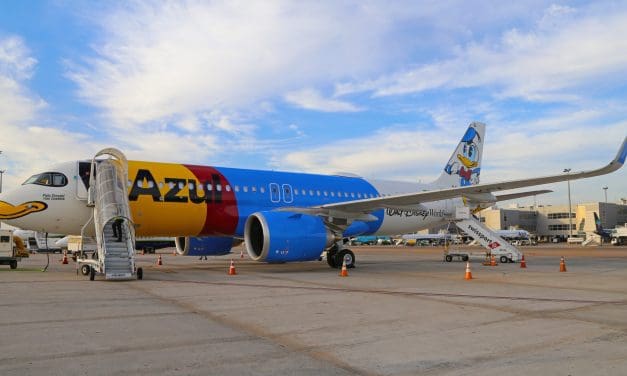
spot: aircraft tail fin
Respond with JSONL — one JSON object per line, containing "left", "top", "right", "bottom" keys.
{"left": 433, "top": 122, "right": 486, "bottom": 188}
{"left": 594, "top": 212, "right": 602, "bottom": 231}
{"left": 593, "top": 212, "right": 612, "bottom": 239}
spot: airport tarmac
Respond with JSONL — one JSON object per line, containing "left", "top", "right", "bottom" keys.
{"left": 1, "top": 245, "right": 627, "bottom": 375}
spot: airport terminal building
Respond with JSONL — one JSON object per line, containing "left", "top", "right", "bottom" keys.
{"left": 479, "top": 200, "right": 627, "bottom": 242}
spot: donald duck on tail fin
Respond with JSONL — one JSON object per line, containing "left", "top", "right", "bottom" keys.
{"left": 435, "top": 122, "right": 485, "bottom": 188}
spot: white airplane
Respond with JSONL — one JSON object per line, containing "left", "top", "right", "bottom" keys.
{"left": 0, "top": 123, "right": 624, "bottom": 268}
{"left": 494, "top": 229, "right": 532, "bottom": 240}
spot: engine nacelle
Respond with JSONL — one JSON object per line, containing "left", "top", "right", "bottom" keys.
{"left": 175, "top": 236, "right": 236, "bottom": 256}
{"left": 244, "top": 211, "right": 334, "bottom": 263}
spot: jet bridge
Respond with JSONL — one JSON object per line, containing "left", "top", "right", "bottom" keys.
{"left": 453, "top": 207, "right": 523, "bottom": 263}
{"left": 78, "top": 148, "right": 141, "bottom": 280}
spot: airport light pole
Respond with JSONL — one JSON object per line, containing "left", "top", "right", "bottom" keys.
{"left": 603, "top": 186, "right": 608, "bottom": 203}
{"left": 564, "top": 168, "right": 573, "bottom": 239}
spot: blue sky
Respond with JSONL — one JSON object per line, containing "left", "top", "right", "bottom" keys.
{"left": 0, "top": 1, "right": 625, "bottom": 206}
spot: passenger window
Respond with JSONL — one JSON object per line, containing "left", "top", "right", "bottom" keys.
{"left": 216, "top": 184, "right": 222, "bottom": 192}
{"left": 226, "top": 185, "right": 231, "bottom": 192}
{"left": 316, "top": 190, "right": 321, "bottom": 196}
{"left": 323, "top": 191, "right": 328, "bottom": 196}
{"left": 178, "top": 181, "right": 184, "bottom": 189}
{"left": 189, "top": 182, "right": 195, "bottom": 190}
{"left": 351, "top": 192, "right": 355, "bottom": 198}
{"left": 243, "top": 186, "right": 248, "bottom": 192}
{"left": 283, "top": 184, "right": 293, "bottom": 203}
{"left": 330, "top": 192, "right": 335, "bottom": 197}
{"left": 357, "top": 193, "right": 362, "bottom": 198}
{"left": 234, "top": 185, "right": 240, "bottom": 192}
{"left": 207, "top": 184, "right": 213, "bottom": 191}
{"left": 260, "top": 187, "right": 266, "bottom": 193}
{"left": 252, "top": 186, "right": 257, "bottom": 192}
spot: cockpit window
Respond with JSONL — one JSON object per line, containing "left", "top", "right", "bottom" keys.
{"left": 23, "top": 172, "right": 68, "bottom": 187}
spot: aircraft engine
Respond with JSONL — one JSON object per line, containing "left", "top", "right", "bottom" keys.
{"left": 174, "top": 236, "right": 237, "bottom": 256}
{"left": 244, "top": 211, "right": 335, "bottom": 263}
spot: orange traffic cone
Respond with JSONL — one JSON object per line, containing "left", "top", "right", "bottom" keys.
{"left": 465, "top": 261, "right": 473, "bottom": 280}
{"left": 228, "top": 260, "right": 237, "bottom": 275}
{"left": 520, "top": 254, "right": 527, "bottom": 268}
{"left": 240, "top": 250, "right": 244, "bottom": 259}
{"left": 339, "top": 259, "right": 349, "bottom": 277}
{"left": 559, "top": 256, "right": 567, "bottom": 272}
{"left": 482, "top": 253, "right": 491, "bottom": 266}
{"left": 157, "top": 255, "right": 163, "bottom": 266}
{"left": 490, "top": 255, "right": 497, "bottom": 266}
{"left": 61, "top": 251, "right": 69, "bottom": 265}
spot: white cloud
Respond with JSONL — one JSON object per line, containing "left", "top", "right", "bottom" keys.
{"left": 68, "top": 1, "right": 399, "bottom": 125}
{"left": 288, "top": 124, "right": 305, "bottom": 137}
{"left": 275, "top": 126, "right": 454, "bottom": 181}
{"left": 117, "top": 128, "right": 218, "bottom": 164}
{"left": 285, "top": 88, "right": 362, "bottom": 112}
{"left": 338, "top": 4, "right": 627, "bottom": 102}
{"left": 0, "top": 36, "right": 37, "bottom": 80}
{"left": 0, "top": 36, "right": 103, "bottom": 190}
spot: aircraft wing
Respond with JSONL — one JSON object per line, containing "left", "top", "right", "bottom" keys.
{"left": 319, "top": 136, "right": 626, "bottom": 213}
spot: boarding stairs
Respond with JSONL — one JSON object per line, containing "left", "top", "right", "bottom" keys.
{"left": 582, "top": 234, "right": 601, "bottom": 246}
{"left": 452, "top": 207, "right": 523, "bottom": 262}
{"left": 79, "top": 148, "right": 138, "bottom": 280}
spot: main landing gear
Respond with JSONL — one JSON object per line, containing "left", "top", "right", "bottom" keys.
{"left": 326, "top": 245, "right": 355, "bottom": 269}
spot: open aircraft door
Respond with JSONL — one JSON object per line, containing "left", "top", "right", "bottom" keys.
{"left": 76, "top": 161, "right": 92, "bottom": 200}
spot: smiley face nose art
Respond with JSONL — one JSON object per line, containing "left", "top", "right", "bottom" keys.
{"left": 0, "top": 200, "right": 48, "bottom": 220}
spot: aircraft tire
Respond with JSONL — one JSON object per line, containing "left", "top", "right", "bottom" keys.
{"left": 500, "top": 256, "right": 508, "bottom": 264}
{"left": 445, "top": 255, "right": 453, "bottom": 262}
{"left": 10, "top": 260, "right": 17, "bottom": 269}
{"left": 336, "top": 249, "right": 355, "bottom": 269}
{"left": 461, "top": 255, "right": 469, "bottom": 262}
{"left": 80, "top": 264, "right": 91, "bottom": 276}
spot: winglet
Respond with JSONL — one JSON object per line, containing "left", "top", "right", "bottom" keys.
{"left": 574, "top": 136, "right": 627, "bottom": 178}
